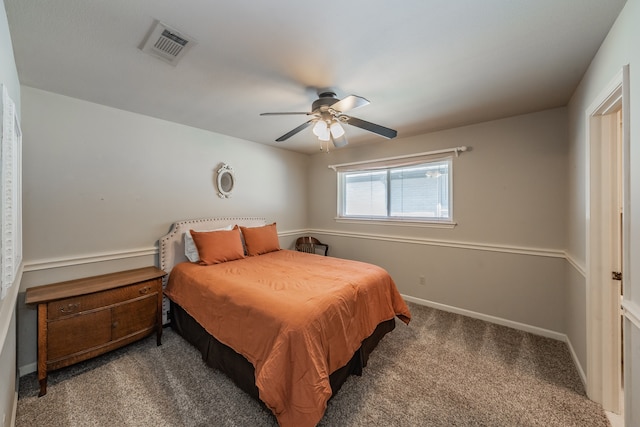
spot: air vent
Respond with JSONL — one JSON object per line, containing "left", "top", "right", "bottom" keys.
{"left": 140, "top": 21, "right": 195, "bottom": 66}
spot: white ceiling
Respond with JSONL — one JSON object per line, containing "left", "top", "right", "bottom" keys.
{"left": 5, "top": 0, "right": 627, "bottom": 154}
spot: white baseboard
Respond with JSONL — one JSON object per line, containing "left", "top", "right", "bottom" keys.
{"left": 9, "top": 390, "right": 17, "bottom": 427}
{"left": 18, "top": 362, "right": 36, "bottom": 377}
{"left": 403, "top": 294, "right": 587, "bottom": 387}
{"left": 402, "top": 295, "right": 567, "bottom": 341}
{"left": 606, "top": 410, "right": 625, "bottom": 427}
{"left": 564, "top": 335, "right": 587, "bottom": 387}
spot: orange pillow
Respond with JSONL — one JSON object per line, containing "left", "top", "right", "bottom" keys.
{"left": 240, "top": 223, "right": 281, "bottom": 256}
{"left": 189, "top": 226, "right": 245, "bottom": 265}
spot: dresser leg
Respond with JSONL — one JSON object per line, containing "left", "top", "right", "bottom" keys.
{"left": 38, "top": 378, "right": 47, "bottom": 397}
{"left": 37, "top": 303, "right": 48, "bottom": 397}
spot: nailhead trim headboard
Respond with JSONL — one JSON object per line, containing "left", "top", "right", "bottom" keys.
{"left": 158, "top": 217, "right": 266, "bottom": 323}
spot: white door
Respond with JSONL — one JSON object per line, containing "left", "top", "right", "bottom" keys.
{"left": 610, "top": 109, "right": 624, "bottom": 415}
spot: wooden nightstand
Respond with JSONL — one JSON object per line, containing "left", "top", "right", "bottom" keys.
{"left": 25, "top": 266, "right": 166, "bottom": 396}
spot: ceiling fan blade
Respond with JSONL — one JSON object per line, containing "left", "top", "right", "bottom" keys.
{"left": 329, "top": 95, "right": 370, "bottom": 113}
{"left": 260, "top": 112, "right": 312, "bottom": 116}
{"left": 343, "top": 115, "right": 397, "bottom": 139}
{"left": 275, "top": 120, "right": 314, "bottom": 142}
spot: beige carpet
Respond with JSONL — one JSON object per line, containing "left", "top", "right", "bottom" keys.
{"left": 17, "top": 303, "right": 610, "bottom": 426}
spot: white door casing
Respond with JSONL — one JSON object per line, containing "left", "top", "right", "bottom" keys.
{"left": 585, "top": 66, "right": 628, "bottom": 415}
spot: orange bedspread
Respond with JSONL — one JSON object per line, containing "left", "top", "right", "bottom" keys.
{"left": 164, "top": 249, "right": 410, "bottom": 427}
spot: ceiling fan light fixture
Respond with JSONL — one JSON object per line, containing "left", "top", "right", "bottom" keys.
{"left": 329, "top": 121, "right": 345, "bottom": 138}
{"left": 261, "top": 92, "right": 397, "bottom": 146}
{"left": 312, "top": 120, "right": 327, "bottom": 137}
{"left": 313, "top": 120, "right": 330, "bottom": 141}
{"left": 332, "top": 134, "right": 349, "bottom": 148}
{"left": 318, "top": 130, "right": 331, "bottom": 141}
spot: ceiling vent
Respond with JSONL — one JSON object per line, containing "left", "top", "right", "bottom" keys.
{"left": 140, "top": 21, "right": 195, "bottom": 66}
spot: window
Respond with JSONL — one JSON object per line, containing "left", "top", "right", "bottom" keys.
{"left": 337, "top": 157, "right": 452, "bottom": 223}
{"left": 1, "top": 84, "right": 22, "bottom": 300}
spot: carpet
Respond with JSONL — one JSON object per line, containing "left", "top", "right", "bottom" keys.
{"left": 17, "top": 302, "right": 610, "bottom": 426}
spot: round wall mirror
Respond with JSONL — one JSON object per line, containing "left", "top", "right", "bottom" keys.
{"left": 216, "top": 163, "right": 235, "bottom": 198}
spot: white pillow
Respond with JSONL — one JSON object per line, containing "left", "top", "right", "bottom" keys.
{"left": 184, "top": 225, "right": 234, "bottom": 262}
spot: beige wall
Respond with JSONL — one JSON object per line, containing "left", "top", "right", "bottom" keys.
{"left": 307, "top": 108, "right": 569, "bottom": 332}
{"left": 566, "top": 0, "right": 640, "bottom": 423}
{"left": 21, "top": 87, "right": 308, "bottom": 261}
{"left": 564, "top": 264, "right": 587, "bottom": 373}
{"left": 17, "top": 86, "right": 309, "bottom": 371}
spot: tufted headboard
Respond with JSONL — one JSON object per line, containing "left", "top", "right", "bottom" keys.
{"left": 158, "top": 217, "right": 266, "bottom": 322}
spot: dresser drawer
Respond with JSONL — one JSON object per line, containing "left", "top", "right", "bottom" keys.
{"left": 47, "top": 309, "right": 112, "bottom": 361}
{"left": 47, "top": 278, "right": 161, "bottom": 321}
{"left": 112, "top": 294, "right": 158, "bottom": 340}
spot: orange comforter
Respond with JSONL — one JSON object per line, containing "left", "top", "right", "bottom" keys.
{"left": 164, "top": 249, "right": 411, "bottom": 427}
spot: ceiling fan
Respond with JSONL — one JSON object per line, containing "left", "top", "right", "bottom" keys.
{"left": 260, "top": 90, "right": 397, "bottom": 148}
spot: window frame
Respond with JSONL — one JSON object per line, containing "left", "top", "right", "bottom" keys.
{"left": 335, "top": 155, "right": 456, "bottom": 228}
{"left": 1, "top": 84, "right": 23, "bottom": 299}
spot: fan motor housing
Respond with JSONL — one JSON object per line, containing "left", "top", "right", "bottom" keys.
{"left": 312, "top": 92, "right": 339, "bottom": 113}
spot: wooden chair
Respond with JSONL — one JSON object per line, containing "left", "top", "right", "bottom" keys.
{"left": 295, "top": 236, "right": 329, "bottom": 256}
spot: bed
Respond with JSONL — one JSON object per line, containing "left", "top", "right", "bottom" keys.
{"left": 159, "top": 217, "right": 411, "bottom": 427}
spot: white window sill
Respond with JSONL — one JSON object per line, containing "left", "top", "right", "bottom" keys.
{"left": 334, "top": 217, "right": 457, "bottom": 229}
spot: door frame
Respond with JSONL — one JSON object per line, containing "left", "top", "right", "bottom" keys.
{"left": 585, "top": 65, "right": 629, "bottom": 414}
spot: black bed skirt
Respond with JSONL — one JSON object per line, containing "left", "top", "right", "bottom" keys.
{"left": 169, "top": 301, "right": 396, "bottom": 401}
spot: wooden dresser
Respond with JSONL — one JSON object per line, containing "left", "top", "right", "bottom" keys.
{"left": 25, "top": 266, "right": 166, "bottom": 396}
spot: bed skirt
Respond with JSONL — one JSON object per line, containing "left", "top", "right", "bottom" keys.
{"left": 169, "top": 300, "right": 396, "bottom": 401}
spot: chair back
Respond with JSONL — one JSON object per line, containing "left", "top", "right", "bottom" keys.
{"left": 295, "top": 236, "right": 328, "bottom": 256}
